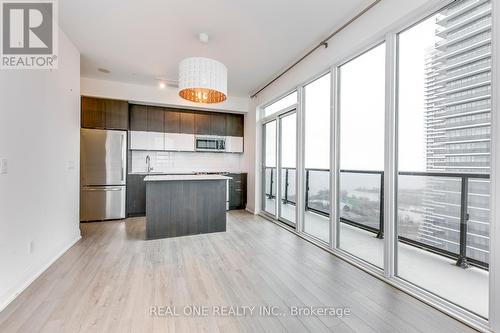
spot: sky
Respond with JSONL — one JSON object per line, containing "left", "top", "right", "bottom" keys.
{"left": 264, "top": 15, "right": 438, "bottom": 173}
{"left": 398, "top": 15, "right": 438, "bottom": 172}
{"left": 339, "top": 43, "right": 385, "bottom": 171}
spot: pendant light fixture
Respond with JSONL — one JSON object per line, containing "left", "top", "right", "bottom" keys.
{"left": 178, "top": 33, "right": 227, "bottom": 104}
{"left": 178, "top": 57, "right": 227, "bottom": 104}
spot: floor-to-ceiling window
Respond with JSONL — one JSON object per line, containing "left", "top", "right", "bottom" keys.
{"left": 279, "top": 112, "right": 297, "bottom": 225}
{"left": 338, "top": 43, "right": 386, "bottom": 268}
{"left": 303, "top": 73, "right": 331, "bottom": 242}
{"left": 396, "top": 0, "right": 491, "bottom": 317}
{"left": 258, "top": 0, "right": 496, "bottom": 326}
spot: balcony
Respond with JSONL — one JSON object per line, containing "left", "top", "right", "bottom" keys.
{"left": 436, "top": 3, "right": 491, "bottom": 37}
{"left": 446, "top": 148, "right": 490, "bottom": 154}
{"left": 441, "top": 104, "right": 491, "bottom": 118}
{"left": 441, "top": 75, "right": 491, "bottom": 95}
{"left": 438, "top": 40, "right": 491, "bottom": 67}
{"left": 433, "top": 133, "right": 490, "bottom": 143}
{"left": 438, "top": 0, "right": 489, "bottom": 23}
{"left": 265, "top": 167, "right": 490, "bottom": 266}
{"left": 436, "top": 17, "right": 491, "bottom": 50}
{"left": 263, "top": 167, "right": 490, "bottom": 317}
{"left": 438, "top": 118, "right": 490, "bottom": 129}
{"left": 440, "top": 60, "right": 491, "bottom": 84}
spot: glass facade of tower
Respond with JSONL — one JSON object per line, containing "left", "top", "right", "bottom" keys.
{"left": 422, "top": 0, "right": 492, "bottom": 265}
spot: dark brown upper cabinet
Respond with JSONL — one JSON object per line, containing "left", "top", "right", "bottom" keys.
{"left": 146, "top": 106, "right": 165, "bottom": 132}
{"left": 81, "top": 96, "right": 106, "bottom": 129}
{"left": 164, "top": 109, "right": 180, "bottom": 133}
{"left": 105, "top": 99, "right": 128, "bottom": 130}
{"left": 130, "top": 105, "right": 165, "bottom": 132}
{"left": 210, "top": 113, "right": 226, "bottom": 136}
{"left": 81, "top": 96, "right": 128, "bottom": 130}
{"left": 195, "top": 112, "right": 211, "bottom": 135}
{"left": 128, "top": 104, "right": 244, "bottom": 138}
{"left": 180, "top": 111, "right": 195, "bottom": 134}
{"left": 129, "top": 104, "right": 148, "bottom": 131}
{"left": 226, "top": 113, "right": 244, "bottom": 137}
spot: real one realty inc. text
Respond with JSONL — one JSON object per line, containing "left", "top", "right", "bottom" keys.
{"left": 150, "top": 305, "right": 352, "bottom": 318}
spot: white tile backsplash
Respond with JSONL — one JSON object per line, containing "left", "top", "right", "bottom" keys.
{"left": 130, "top": 150, "right": 243, "bottom": 174}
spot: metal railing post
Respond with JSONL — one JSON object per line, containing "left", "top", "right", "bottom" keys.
{"left": 284, "top": 168, "right": 289, "bottom": 204}
{"left": 376, "top": 172, "right": 384, "bottom": 239}
{"left": 269, "top": 168, "right": 274, "bottom": 198}
{"left": 305, "top": 170, "right": 310, "bottom": 211}
{"left": 456, "top": 176, "right": 470, "bottom": 268}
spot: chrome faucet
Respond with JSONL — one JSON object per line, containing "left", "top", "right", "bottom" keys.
{"left": 146, "top": 154, "right": 153, "bottom": 173}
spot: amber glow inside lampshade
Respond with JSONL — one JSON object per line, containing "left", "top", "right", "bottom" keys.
{"left": 178, "top": 57, "right": 227, "bottom": 104}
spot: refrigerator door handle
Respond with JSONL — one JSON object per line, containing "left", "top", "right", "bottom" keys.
{"left": 121, "top": 134, "right": 125, "bottom": 182}
{"left": 83, "top": 187, "right": 122, "bottom": 191}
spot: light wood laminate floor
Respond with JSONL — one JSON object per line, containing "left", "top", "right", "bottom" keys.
{"left": 0, "top": 211, "right": 475, "bottom": 332}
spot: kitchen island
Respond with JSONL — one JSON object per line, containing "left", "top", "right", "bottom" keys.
{"left": 144, "top": 174, "right": 231, "bottom": 239}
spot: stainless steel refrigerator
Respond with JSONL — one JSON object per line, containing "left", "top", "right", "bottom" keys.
{"left": 80, "top": 129, "right": 127, "bottom": 221}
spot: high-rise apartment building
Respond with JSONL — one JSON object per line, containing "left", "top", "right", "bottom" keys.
{"left": 421, "top": 0, "right": 492, "bottom": 265}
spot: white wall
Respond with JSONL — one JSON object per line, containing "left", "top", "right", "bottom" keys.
{"left": 244, "top": 0, "right": 444, "bottom": 213}
{"left": 81, "top": 77, "right": 249, "bottom": 113}
{"left": 0, "top": 30, "right": 81, "bottom": 311}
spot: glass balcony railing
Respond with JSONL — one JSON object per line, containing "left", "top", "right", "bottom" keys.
{"left": 339, "top": 170, "right": 384, "bottom": 238}
{"left": 264, "top": 167, "right": 490, "bottom": 269}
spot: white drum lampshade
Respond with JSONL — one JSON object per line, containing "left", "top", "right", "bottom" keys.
{"left": 178, "top": 57, "right": 227, "bottom": 104}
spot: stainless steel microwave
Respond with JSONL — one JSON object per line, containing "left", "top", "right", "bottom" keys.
{"left": 195, "top": 136, "right": 226, "bottom": 151}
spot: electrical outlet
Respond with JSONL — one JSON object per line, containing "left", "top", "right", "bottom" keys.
{"left": 0, "top": 158, "right": 7, "bottom": 174}
{"left": 29, "top": 240, "right": 34, "bottom": 254}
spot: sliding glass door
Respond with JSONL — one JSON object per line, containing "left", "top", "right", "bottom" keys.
{"left": 263, "top": 120, "right": 277, "bottom": 216}
{"left": 262, "top": 92, "right": 298, "bottom": 224}
{"left": 279, "top": 111, "right": 297, "bottom": 225}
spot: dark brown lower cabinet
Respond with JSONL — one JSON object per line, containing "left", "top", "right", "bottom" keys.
{"left": 228, "top": 173, "right": 247, "bottom": 210}
{"left": 126, "top": 174, "right": 146, "bottom": 216}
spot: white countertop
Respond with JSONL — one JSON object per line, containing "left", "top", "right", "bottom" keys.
{"left": 144, "top": 174, "right": 232, "bottom": 182}
{"left": 129, "top": 172, "right": 195, "bottom": 175}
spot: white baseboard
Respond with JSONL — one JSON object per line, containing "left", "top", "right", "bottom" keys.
{"left": 0, "top": 233, "right": 82, "bottom": 313}
{"left": 245, "top": 207, "right": 256, "bottom": 214}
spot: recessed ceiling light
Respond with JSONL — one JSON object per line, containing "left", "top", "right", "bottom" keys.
{"left": 156, "top": 77, "right": 178, "bottom": 88}
{"left": 98, "top": 68, "right": 110, "bottom": 74}
{"left": 199, "top": 32, "right": 209, "bottom": 43}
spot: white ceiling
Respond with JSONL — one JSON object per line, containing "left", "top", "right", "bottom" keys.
{"left": 60, "top": 0, "right": 371, "bottom": 97}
